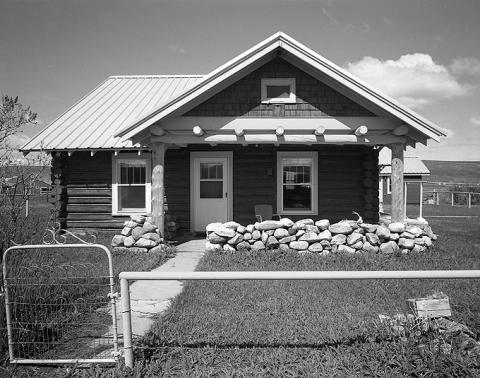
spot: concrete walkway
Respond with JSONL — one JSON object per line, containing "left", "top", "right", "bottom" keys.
{"left": 121, "top": 238, "right": 205, "bottom": 337}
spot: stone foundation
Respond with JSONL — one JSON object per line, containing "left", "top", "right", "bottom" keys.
{"left": 205, "top": 217, "right": 437, "bottom": 255}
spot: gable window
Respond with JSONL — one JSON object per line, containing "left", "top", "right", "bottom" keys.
{"left": 277, "top": 152, "right": 318, "bottom": 215}
{"left": 112, "top": 154, "right": 151, "bottom": 215}
{"left": 261, "top": 78, "right": 296, "bottom": 103}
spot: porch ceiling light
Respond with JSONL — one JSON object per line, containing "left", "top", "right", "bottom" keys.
{"left": 275, "top": 126, "right": 285, "bottom": 136}
{"left": 354, "top": 125, "right": 368, "bottom": 136}
{"left": 235, "top": 128, "right": 244, "bottom": 137}
{"left": 193, "top": 125, "right": 204, "bottom": 136}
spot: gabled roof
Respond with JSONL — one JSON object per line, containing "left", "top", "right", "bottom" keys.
{"left": 23, "top": 32, "right": 447, "bottom": 151}
{"left": 380, "top": 156, "right": 430, "bottom": 176}
{"left": 22, "top": 75, "right": 203, "bottom": 150}
{"left": 114, "top": 32, "right": 447, "bottom": 143}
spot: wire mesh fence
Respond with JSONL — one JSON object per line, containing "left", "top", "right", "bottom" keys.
{"left": 2, "top": 244, "right": 118, "bottom": 364}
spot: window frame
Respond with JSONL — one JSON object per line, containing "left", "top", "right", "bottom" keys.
{"left": 112, "top": 153, "right": 151, "bottom": 216}
{"left": 276, "top": 151, "right": 318, "bottom": 215}
{"left": 386, "top": 177, "right": 392, "bottom": 194}
{"left": 261, "top": 78, "right": 296, "bottom": 104}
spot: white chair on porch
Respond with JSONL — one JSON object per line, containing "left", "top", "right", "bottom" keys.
{"left": 254, "top": 204, "right": 281, "bottom": 222}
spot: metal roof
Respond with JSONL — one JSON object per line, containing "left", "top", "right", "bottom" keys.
{"left": 22, "top": 75, "right": 203, "bottom": 151}
{"left": 380, "top": 156, "right": 430, "bottom": 176}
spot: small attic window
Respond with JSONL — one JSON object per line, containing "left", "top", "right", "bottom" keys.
{"left": 261, "top": 78, "right": 296, "bottom": 103}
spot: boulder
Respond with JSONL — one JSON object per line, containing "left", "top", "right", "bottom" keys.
{"left": 389, "top": 233, "right": 400, "bottom": 242}
{"left": 123, "top": 221, "right": 137, "bottom": 228}
{"left": 295, "top": 230, "right": 306, "bottom": 238}
{"left": 132, "top": 226, "right": 146, "bottom": 240}
{"left": 261, "top": 232, "right": 269, "bottom": 244}
{"left": 244, "top": 233, "right": 252, "bottom": 240}
{"left": 278, "top": 244, "right": 290, "bottom": 252}
{"left": 289, "top": 241, "right": 309, "bottom": 250}
{"left": 329, "top": 222, "right": 353, "bottom": 235}
{"left": 299, "top": 232, "right": 322, "bottom": 243}
{"left": 315, "top": 219, "right": 330, "bottom": 231}
{"left": 274, "top": 228, "right": 290, "bottom": 239}
{"left": 331, "top": 234, "right": 347, "bottom": 245}
{"left": 366, "top": 233, "right": 380, "bottom": 245}
{"left": 236, "top": 225, "right": 247, "bottom": 234}
{"left": 129, "top": 247, "right": 148, "bottom": 253}
{"left": 400, "top": 231, "right": 414, "bottom": 239}
{"left": 360, "top": 223, "right": 377, "bottom": 233}
{"left": 214, "top": 227, "right": 236, "bottom": 238}
{"left": 362, "top": 241, "right": 378, "bottom": 253}
{"left": 320, "top": 240, "right": 332, "bottom": 250}
{"left": 120, "top": 226, "right": 132, "bottom": 236}
{"left": 143, "top": 232, "right": 162, "bottom": 243}
{"left": 246, "top": 224, "right": 255, "bottom": 233}
{"left": 280, "top": 218, "right": 294, "bottom": 228}
{"left": 134, "top": 238, "right": 157, "bottom": 248}
{"left": 422, "top": 236, "right": 433, "bottom": 247}
{"left": 131, "top": 215, "right": 146, "bottom": 224}
{"left": 305, "top": 225, "right": 319, "bottom": 233}
{"left": 338, "top": 245, "right": 356, "bottom": 253}
{"left": 205, "top": 241, "right": 223, "bottom": 253}
{"left": 266, "top": 230, "right": 275, "bottom": 236}
{"left": 295, "top": 218, "right": 314, "bottom": 227}
{"left": 142, "top": 222, "right": 157, "bottom": 233}
{"left": 279, "top": 236, "right": 296, "bottom": 244}
{"left": 123, "top": 236, "right": 135, "bottom": 248}
{"left": 256, "top": 220, "right": 284, "bottom": 231}
{"left": 288, "top": 227, "right": 297, "bottom": 236}
{"left": 317, "top": 230, "right": 332, "bottom": 241}
{"left": 380, "top": 241, "right": 399, "bottom": 254}
{"left": 206, "top": 222, "right": 223, "bottom": 232}
{"left": 252, "top": 230, "right": 261, "bottom": 240}
{"left": 267, "top": 236, "right": 279, "bottom": 248}
{"left": 375, "top": 225, "right": 391, "bottom": 240}
{"left": 223, "top": 221, "right": 240, "bottom": 229}
{"left": 236, "top": 241, "right": 251, "bottom": 251}
{"left": 251, "top": 241, "right": 266, "bottom": 251}
{"left": 228, "top": 233, "right": 244, "bottom": 245}
{"left": 111, "top": 235, "right": 125, "bottom": 247}
{"left": 208, "top": 233, "right": 227, "bottom": 244}
{"left": 412, "top": 244, "right": 426, "bottom": 253}
{"left": 388, "top": 222, "right": 406, "bottom": 233}
{"left": 223, "top": 244, "right": 236, "bottom": 253}
{"left": 350, "top": 241, "right": 363, "bottom": 250}
{"left": 414, "top": 237, "right": 425, "bottom": 246}
{"left": 406, "top": 225, "right": 423, "bottom": 238}
{"left": 308, "top": 243, "right": 323, "bottom": 253}
{"left": 145, "top": 216, "right": 154, "bottom": 224}
{"left": 347, "top": 232, "right": 363, "bottom": 246}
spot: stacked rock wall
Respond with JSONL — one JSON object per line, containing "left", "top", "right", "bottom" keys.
{"left": 111, "top": 215, "right": 165, "bottom": 253}
{"left": 206, "top": 218, "right": 437, "bottom": 255}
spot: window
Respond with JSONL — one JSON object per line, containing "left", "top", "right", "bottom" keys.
{"left": 112, "top": 154, "right": 151, "bottom": 215}
{"left": 200, "top": 162, "right": 223, "bottom": 198}
{"left": 261, "top": 78, "right": 296, "bottom": 103}
{"left": 277, "top": 152, "right": 318, "bottom": 214}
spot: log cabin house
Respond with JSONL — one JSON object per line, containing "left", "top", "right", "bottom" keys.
{"left": 22, "top": 32, "right": 446, "bottom": 234}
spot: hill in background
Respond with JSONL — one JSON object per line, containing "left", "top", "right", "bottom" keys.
{"left": 424, "top": 160, "right": 480, "bottom": 184}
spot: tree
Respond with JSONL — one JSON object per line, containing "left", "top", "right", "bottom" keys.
{"left": 0, "top": 95, "right": 37, "bottom": 150}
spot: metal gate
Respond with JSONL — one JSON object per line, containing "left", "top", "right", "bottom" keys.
{"left": 2, "top": 234, "right": 119, "bottom": 365}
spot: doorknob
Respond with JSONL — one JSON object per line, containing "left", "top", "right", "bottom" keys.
{"left": 225, "top": 192, "right": 228, "bottom": 198}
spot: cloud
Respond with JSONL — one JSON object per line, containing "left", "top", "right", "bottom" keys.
{"left": 168, "top": 44, "right": 186, "bottom": 54}
{"left": 451, "top": 57, "right": 480, "bottom": 76}
{"left": 470, "top": 117, "right": 480, "bottom": 126}
{"left": 345, "top": 53, "right": 471, "bottom": 109}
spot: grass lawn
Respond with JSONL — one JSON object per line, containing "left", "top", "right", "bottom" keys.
{"left": 117, "top": 216, "right": 480, "bottom": 377}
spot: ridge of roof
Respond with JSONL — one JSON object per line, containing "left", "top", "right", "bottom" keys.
{"left": 114, "top": 31, "right": 447, "bottom": 142}
{"left": 108, "top": 75, "right": 204, "bottom": 79}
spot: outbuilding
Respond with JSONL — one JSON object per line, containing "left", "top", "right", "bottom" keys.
{"left": 22, "top": 32, "right": 446, "bottom": 234}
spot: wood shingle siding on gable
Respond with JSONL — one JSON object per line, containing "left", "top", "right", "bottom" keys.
{"left": 185, "top": 58, "right": 374, "bottom": 118}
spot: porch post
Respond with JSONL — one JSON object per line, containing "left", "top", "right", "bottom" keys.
{"left": 151, "top": 142, "right": 165, "bottom": 236}
{"left": 390, "top": 143, "right": 405, "bottom": 223}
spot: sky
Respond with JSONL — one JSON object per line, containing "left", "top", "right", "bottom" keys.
{"left": 1, "top": 0, "right": 480, "bottom": 161}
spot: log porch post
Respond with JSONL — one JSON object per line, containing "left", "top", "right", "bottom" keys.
{"left": 151, "top": 142, "right": 165, "bottom": 236}
{"left": 390, "top": 143, "right": 405, "bottom": 223}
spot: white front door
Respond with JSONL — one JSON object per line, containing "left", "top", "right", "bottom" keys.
{"left": 191, "top": 152, "right": 233, "bottom": 232}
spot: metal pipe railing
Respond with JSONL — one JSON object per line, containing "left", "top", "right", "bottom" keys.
{"left": 119, "top": 269, "right": 480, "bottom": 368}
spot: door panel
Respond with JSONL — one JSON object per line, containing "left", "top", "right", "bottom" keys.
{"left": 192, "top": 154, "right": 231, "bottom": 232}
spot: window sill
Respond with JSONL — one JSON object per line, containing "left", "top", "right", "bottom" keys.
{"left": 280, "top": 210, "right": 317, "bottom": 216}
{"left": 112, "top": 211, "right": 148, "bottom": 217}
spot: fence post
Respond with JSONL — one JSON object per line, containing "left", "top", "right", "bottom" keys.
{"left": 451, "top": 192, "right": 454, "bottom": 206}
{"left": 121, "top": 278, "right": 134, "bottom": 369}
{"left": 468, "top": 193, "right": 472, "bottom": 208}
{"left": 403, "top": 182, "right": 408, "bottom": 219}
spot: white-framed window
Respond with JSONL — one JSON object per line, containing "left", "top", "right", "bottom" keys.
{"left": 112, "top": 153, "right": 151, "bottom": 215}
{"left": 386, "top": 177, "right": 392, "bottom": 194}
{"left": 277, "top": 151, "right": 318, "bottom": 215}
{"left": 261, "top": 78, "right": 296, "bottom": 103}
